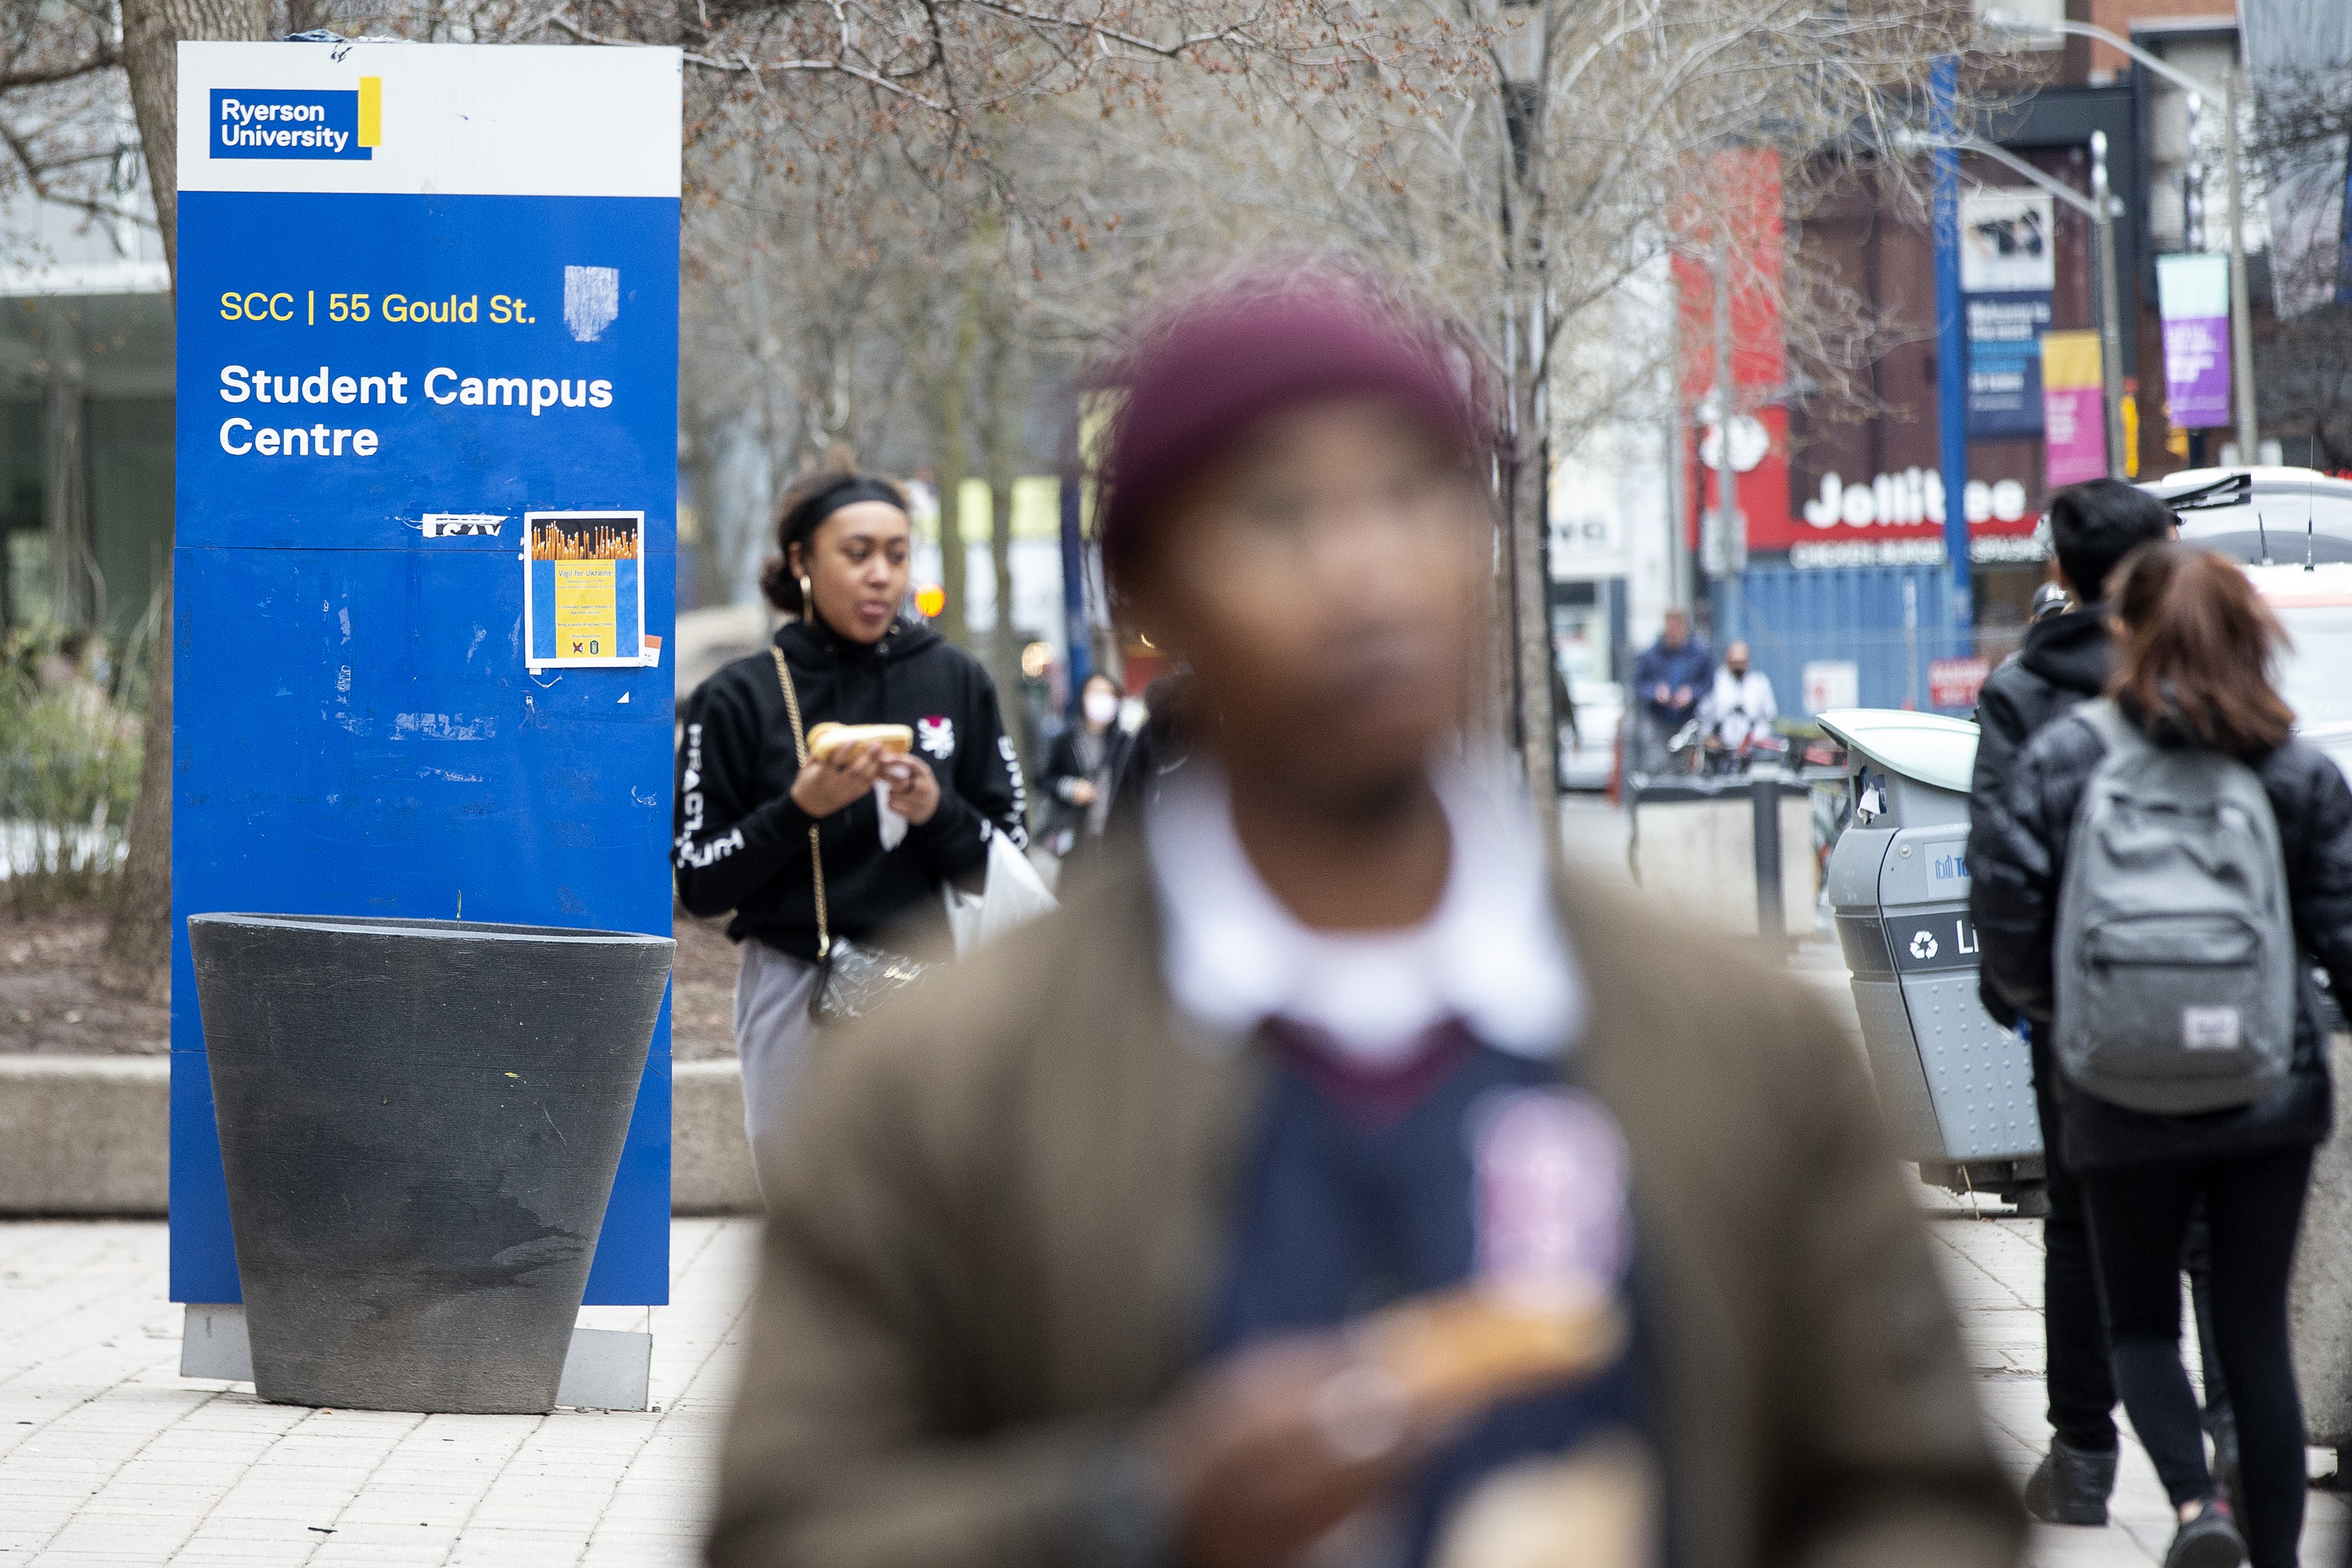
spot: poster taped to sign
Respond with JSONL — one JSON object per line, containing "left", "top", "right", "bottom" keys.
{"left": 524, "top": 510, "right": 650, "bottom": 670}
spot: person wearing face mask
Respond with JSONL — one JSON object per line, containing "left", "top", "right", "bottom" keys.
{"left": 1040, "top": 672, "right": 1134, "bottom": 864}
{"left": 1700, "top": 640, "right": 1776, "bottom": 752}
{"left": 672, "top": 468, "right": 1028, "bottom": 1203}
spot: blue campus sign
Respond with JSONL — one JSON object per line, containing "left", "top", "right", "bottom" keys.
{"left": 170, "top": 42, "right": 683, "bottom": 1309}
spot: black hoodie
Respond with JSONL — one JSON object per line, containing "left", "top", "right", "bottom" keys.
{"left": 674, "top": 615, "right": 1026, "bottom": 960}
{"left": 1968, "top": 606, "right": 2113, "bottom": 804}
{"left": 1965, "top": 607, "right": 2113, "bottom": 1029}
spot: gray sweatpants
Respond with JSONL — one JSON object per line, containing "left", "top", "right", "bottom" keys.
{"left": 734, "top": 941, "right": 823, "bottom": 1209}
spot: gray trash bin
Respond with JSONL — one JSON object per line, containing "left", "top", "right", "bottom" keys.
{"left": 1816, "top": 710, "right": 2042, "bottom": 1202}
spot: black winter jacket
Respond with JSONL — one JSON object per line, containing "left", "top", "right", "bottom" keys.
{"left": 1968, "top": 608, "right": 2114, "bottom": 800}
{"left": 1972, "top": 707, "right": 2352, "bottom": 1168}
{"left": 673, "top": 615, "right": 1026, "bottom": 960}
{"left": 1037, "top": 723, "right": 1132, "bottom": 848}
{"left": 1967, "top": 608, "right": 2115, "bottom": 1028}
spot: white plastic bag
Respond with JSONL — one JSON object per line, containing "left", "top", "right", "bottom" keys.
{"left": 943, "top": 828, "right": 1058, "bottom": 956}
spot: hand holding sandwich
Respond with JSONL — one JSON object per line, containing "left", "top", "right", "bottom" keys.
{"left": 1148, "top": 1283, "right": 1629, "bottom": 1568}
{"left": 790, "top": 723, "right": 941, "bottom": 825}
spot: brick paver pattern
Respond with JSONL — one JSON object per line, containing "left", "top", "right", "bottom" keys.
{"left": 2, "top": 1219, "right": 754, "bottom": 1566}
{"left": 1, "top": 1204, "right": 2345, "bottom": 1564}
{"left": 1922, "top": 1186, "right": 2348, "bottom": 1565}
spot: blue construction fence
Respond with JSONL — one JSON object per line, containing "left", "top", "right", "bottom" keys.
{"left": 1732, "top": 563, "right": 1974, "bottom": 717}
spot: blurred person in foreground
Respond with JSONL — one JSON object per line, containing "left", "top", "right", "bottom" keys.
{"left": 1975, "top": 544, "right": 2352, "bottom": 1568}
{"left": 708, "top": 265, "right": 2023, "bottom": 1568}
{"left": 1966, "top": 479, "right": 2197, "bottom": 1528}
{"left": 1630, "top": 608, "right": 1708, "bottom": 774}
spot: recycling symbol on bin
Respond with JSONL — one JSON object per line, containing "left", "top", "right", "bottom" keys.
{"left": 1909, "top": 930, "right": 1939, "bottom": 960}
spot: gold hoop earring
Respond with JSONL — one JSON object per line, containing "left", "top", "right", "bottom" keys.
{"left": 799, "top": 578, "right": 814, "bottom": 617}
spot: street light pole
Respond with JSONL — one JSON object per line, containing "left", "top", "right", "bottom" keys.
{"left": 1931, "top": 57, "right": 1971, "bottom": 634}
{"left": 2223, "top": 70, "right": 2258, "bottom": 459}
{"left": 1983, "top": 13, "right": 2260, "bottom": 457}
{"left": 2091, "top": 132, "right": 2128, "bottom": 478}
{"left": 1710, "top": 228, "right": 1743, "bottom": 640}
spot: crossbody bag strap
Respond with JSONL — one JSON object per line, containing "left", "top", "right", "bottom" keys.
{"left": 772, "top": 647, "right": 830, "bottom": 960}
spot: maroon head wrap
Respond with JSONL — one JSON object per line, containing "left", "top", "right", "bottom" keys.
{"left": 1094, "top": 273, "right": 1490, "bottom": 580}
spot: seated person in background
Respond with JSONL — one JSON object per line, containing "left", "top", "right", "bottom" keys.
{"left": 1699, "top": 640, "right": 1776, "bottom": 752}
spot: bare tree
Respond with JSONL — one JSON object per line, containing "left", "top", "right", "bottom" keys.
{"left": 0, "top": 3, "right": 133, "bottom": 245}
{"left": 973, "top": 0, "right": 1980, "bottom": 792}
{"left": 2246, "top": 60, "right": 2352, "bottom": 460}
{"left": 16, "top": 0, "right": 1973, "bottom": 994}
{"left": 81, "top": 0, "right": 270, "bottom": 1002}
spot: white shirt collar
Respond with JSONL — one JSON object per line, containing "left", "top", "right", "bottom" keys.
{"left": 1144, "top": 755, "right": 1582, "bottom": 1063}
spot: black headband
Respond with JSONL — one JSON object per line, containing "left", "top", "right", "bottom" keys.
{"left": 789, "top": 477, "right": 906, "bottom": 546}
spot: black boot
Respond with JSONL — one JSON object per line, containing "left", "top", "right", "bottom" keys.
{"left": 2024, "top": 1436, "right": 2118, "bottom": 1526}
{"left": 2205, "top": 1405, "right": 2241, "bottom": 1516}
{"left": 2164, "top": 1497, "right": 2245, "bottom": 1568}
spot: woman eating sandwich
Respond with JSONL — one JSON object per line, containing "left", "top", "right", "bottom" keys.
{"left": 672, "top": 468, "right": 1028, "bottom": 1203}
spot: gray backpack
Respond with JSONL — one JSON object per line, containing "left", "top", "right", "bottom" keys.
{"left": 2053, "top": 700, "right": 2296, "bottom": 1113}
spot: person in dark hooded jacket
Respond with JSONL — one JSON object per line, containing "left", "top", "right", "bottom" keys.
{"left": 1975, "top": 542, "right": 2352, "bottom": 1568}
{"left": 674, "top": 470, "right": 1026, "bottom": 1202}
{"left": 1970, "top": 480, "right": 2175, "bottom": 849}
{"left": 1967, "top": 477, "right": 2183, "bottom": 1528}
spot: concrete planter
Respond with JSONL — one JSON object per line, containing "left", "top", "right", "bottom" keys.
{"left": 188, "top": 914, "right": 672, "bottom": 1414}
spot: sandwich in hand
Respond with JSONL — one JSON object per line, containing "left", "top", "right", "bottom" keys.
{"left": 1352, "top": 1281, "right": 1627, "bottom": 1423}
{"left": 806, "top": 722, "right": 914, "bottom": 762}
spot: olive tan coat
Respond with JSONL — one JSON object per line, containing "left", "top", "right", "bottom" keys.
{"left": 708, "top": 847, "right": 2026, "bottom": 1568}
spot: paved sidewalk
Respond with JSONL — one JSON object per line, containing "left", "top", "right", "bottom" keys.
{"left": 1922, "top": 1187, "right": 2349, "bottom": 1566}
{"left": 1, "top": 1220, "right": 758, "bottom": 1566}
{"left": 4, "top": 1205, "right": 2345, "bottom": 1564}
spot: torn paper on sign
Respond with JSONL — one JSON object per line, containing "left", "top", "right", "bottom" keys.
{"left": 564, "top": 267, "right": 619, "bottom": 343}
{"left": 421, "top": 513, "right": 506, "bottom": 538}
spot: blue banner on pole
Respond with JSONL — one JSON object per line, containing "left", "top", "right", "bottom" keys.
{"left": 1965, "top": 289, "right": 2053, "bottom": 438}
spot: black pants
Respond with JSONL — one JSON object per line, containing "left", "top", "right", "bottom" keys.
{"left": 2034, "top": 1051, "right": 2119, "bottom": 1452}
{"left": 2080, "top": 1145, "right": 2314, "bottom": 1568}
{"left": 2032, "top": 1043, "right": 2231, "bottom": 1453}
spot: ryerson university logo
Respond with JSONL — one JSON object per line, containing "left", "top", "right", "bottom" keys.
{"left": 211, "top": 79, "right": 381, "bottom": 161}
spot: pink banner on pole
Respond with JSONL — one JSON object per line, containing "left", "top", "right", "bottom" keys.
{"left": 2041, "top": 331, "right": 2106, "bottom": 487}
{"left": 2157, "top": 253, "right": 2232, "bottom": 430}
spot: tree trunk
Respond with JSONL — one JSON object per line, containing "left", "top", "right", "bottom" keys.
{"left": 1499, "top": 82, "right": 1558, "bottom": 819}
{"left": 934, "top": 265, "right": 979, "bottom": 649}
{"left": 99, "top": 0, "right": 271, "bottom": 1003}
{"left": 1506, "top": 329, "right": 1556, "bottom": 806}
{"left": 981, "top": 291, "right": 1034, "bottom": 790}
{"left": 682, "top": 433, "right": 732, "bottom": 611}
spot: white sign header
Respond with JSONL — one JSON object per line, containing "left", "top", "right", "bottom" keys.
{"left": 178, "top": 41, "right": 681, "bottom": 199}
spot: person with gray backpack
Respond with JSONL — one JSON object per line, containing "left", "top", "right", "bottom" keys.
{"left": 1976, "top": 542, "right": 2352, "bottom": 1568}
{"left": 1970, "top": 478, "right": 2211, "bottom": 1529}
